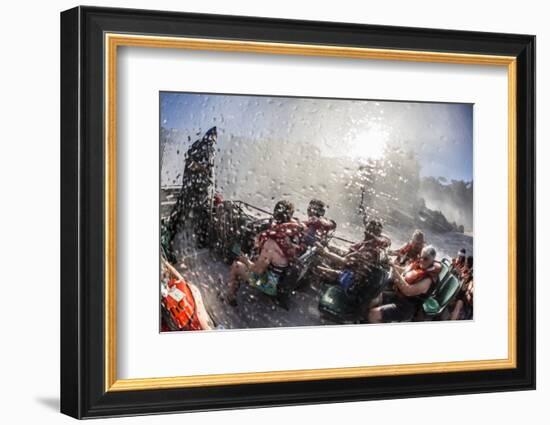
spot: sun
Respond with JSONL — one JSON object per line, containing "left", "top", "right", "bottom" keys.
{"left": 348, "top": 123, "right": 388, "bottom": 160}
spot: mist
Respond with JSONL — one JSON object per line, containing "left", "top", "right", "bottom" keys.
{"left": 161, "top": 93, "right": 473, "bottom": 181}
{"left": 161, "top": 93, "right": 474, "bottom": 257}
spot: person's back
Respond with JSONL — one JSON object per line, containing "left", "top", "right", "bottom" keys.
{"left": 345, "top": 239, "right": 383, "bottom": 281}
{"left": 338, "top": 221, "right": 390, "bottom": 299}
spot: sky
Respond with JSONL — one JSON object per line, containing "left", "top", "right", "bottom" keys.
{"left": 160, "top": 92, "right": 473, "bottom": 182}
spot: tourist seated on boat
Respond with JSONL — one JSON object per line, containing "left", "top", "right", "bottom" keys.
{"left": 302, "top": 199, "right": 337, "bottom": 246}
{"left": 451, "top": 255, "right": 474, "bottom": 320}
{"left": 368, "top": 245, "right": 441, "bottom": 323}
{"left": 225, "top": 200, "right": 304, "bottom": 306}
{"left": 316, "top": 219, "right": 390, "bottom": 291}
{"left": 452, "top": 248, "right": 467, "bottom": 271}
{"left": 388, "top": 229, "right": 425, "bottom": 266}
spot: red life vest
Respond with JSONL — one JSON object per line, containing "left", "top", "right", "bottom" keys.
{"left": 258, "top": 221, "right": 305, "bottom": 259}
{"left": 302, "top": 217, "right": 336, "bottom": 245}
{"left": 305, "top": 217, "right": 335, "bottom": 234}
{"left": 403, "top": 260, "right": 442, "bottom": 285}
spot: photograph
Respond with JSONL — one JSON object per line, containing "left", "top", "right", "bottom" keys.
{"left": 57, "top": 5, "right": 536, "bottom": 419}
{"left": 159, "top": 92, "right": 475, "bottom": 331}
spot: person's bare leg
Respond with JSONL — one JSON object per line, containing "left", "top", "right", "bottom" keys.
{"left": 368, "top": 307, "right": 384, "bottom": 323}
{"left": 226, "top": 239, "right": 288, "bottom": 305}
{"left": 227, "top": 261, "right": 248, "bottom": 304}
{"left": 369, "top": 293, "right": 383, "bottom": 308}
{"left": 450, "top": 299, "right": 464, "bottom": 320}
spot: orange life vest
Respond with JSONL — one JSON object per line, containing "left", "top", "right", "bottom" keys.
{"left": 161, "top": 278, "right": 203, "bottom": 331}
{"left": 400, "top": 260, "right": 442, "bottom": 302}
{"left": 403, "top": 260, "right": 442, "bottom": 285}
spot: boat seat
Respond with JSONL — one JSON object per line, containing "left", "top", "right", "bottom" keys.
{"left": 423, "top": 268, "right": 461, "bottom": 316}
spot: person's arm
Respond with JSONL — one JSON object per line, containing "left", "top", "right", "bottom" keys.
{"left": 249, "top": 251, "right": 270, "bottom": 274}
{"left": 320, "top": 217, "right": 337, "bottom": 231}
{"left": 326, "top": 245, "right": 347, "bottom": 257}
{"left": 465, "top": 281, "right": 474, "bottom": 304}
{"left": 393, "top": 269, "right": 432, "bottom": 297}
{"left": 162, "top": 258, "right": 184, "bottom": 281}
{"left": 319, "top": 245, "right": 347, "bottom": 266}
{"left": 388, "top": 242, "right": 407, "bottom": 256}
{"left": 187, "top": 284, "right": 215, "bottom": 330}
{"left": 391, "top": 263, "right": 406, "bottom": 274}
{"left": 375, "top": 234, "right": 391, "bottom": 249}
{"left": 237, "top": 255, "right": 253, "bottom": 268}
{"left": 316, "top": 265, "right": 341, "bottom": 279}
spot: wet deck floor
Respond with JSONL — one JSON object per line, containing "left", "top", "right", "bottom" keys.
{"left": 177, "top": 250, "right": 333, "bottom": 330}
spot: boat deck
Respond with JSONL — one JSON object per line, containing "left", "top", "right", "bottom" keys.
{"left": 175, "top": 248, "right": 332, "bottom": 330}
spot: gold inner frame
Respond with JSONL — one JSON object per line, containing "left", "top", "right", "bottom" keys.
{"left": 104, "top": 33, "right": 517, "bottom": 392}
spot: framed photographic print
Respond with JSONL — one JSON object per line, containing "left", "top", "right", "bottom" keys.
{"left": 60, "top": 6, "right": 536, "bottom": 419}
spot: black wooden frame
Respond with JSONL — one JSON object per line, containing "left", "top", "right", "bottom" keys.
{"left": 60, "top": 6, "right": 536, "bottom": 419}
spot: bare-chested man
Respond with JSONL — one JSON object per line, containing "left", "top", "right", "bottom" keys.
{"left": 225, "top": 200, "right": 303, "bottom": 306}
